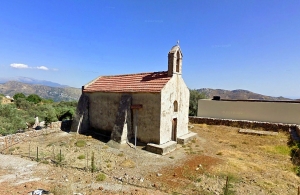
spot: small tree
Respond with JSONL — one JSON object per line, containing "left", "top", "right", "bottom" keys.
{"left": 26, "top": 94, "right": 42, "bottom": 104}
{"left": 15, "top": 98, "right": 34, "bottom": 109}
{"left": 189, "top": 89, "right": 207, "bottom": 116}
{"left": 13, "top": 93, "right": 26, "bottom": 100}
{"left": 42, "top": 98, "right": 54, "bottom": 104}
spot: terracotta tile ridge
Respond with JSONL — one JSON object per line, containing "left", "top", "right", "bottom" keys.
{"left": 84, "top": 76, "right": 103, "bottom": 88}
{"left": 101, "top": 70, "right": 169, "bottom": 78}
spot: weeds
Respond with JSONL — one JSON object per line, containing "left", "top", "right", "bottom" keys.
{"left": 47, "top": 142, "right": 54, "bottom": 147}
{"left": 50, "top": 184, "right": 72, "bottom": 194}
{"left": 96, "top": 173, "right": 106, "bottom": 181}
{"left": 293, "top": 166, "right": 300, "bottom": 176}
{"left": 274, "top": 145, "right": 290, "bottom": 156}
{"left": 230, "top": 144, "right": 237, "bottom": 148}
{"left": 91, "top": 151, "right": 96, "bottom": 173}
{"left": 41, "top": 160, "right": 49, "bottom": 164}
{"left": 56, "top": 152, "right": 65, "bottom": 162}
{"left": 117, "top": 152, "right": 124, "bottom": 157}
{"left": 223, "top": 175, "right": 235, "bottom": 195}
{"left": 59, "top": 141, "right": 67, "bottom": 147}
{"left": 75, "top": 140, "right": 86, "bottom": 147}
{"left": 77, "top": 154, "right": 85, "bottom": 159}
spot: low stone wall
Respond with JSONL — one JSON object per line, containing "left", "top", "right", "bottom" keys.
{"left": 0, "top": 120, "right": 72, "bottom": 153}
{"left": 49, "top": 121, "right": 62, "bottom": 129}
{"left": 189, "top": 117, "right": 299, "bottom": 133}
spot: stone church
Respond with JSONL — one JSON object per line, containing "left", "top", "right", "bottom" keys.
{"left": 71, "top": 45, "right": 195, "bottom": 154}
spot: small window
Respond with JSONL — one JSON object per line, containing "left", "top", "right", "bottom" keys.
{"left": 174, "top": 101, "right": 178, "bottom": 112}
{"left": 176, "top": 51, "right": 180, "bottom": 72}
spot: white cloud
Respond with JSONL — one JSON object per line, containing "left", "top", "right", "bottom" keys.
{"left": 10, "top": 63, "right": 29, "bottom": 69}
{"left": 10, "top": 63, "right": 55, "bottom": 71}
{"left": 36, "top": 66, "right": 49, "bottom": 70}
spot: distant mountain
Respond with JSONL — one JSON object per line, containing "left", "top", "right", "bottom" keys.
{"left": 0, "top": 81, "right": 81, "bottom": 102}
{"left": 0, "top": 76, "right": 68, "bottom": 88}
{"left": 197, "top": 88, "right": 292, "bottom": 101}
{"left": 0, "top": 79, "right": 293, "bottom": 102}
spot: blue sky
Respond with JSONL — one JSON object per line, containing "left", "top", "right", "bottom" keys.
{"left": 0, "top": 0, "right": 299, "bottom": 98}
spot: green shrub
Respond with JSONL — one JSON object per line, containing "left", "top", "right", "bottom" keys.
{"left": 295, "top": 166, "right": 300, "bottom": 176}
{"left": 41, "top": 160, "right": 49, "bottom": 164}
{"left": 26, "top": 94, "right": 42, "bottom": 104}
{"left": 117, "top": 153, "right": 124, "bottom": 157}
{"left": 189, "top": 89, "right": 207, "bottom": 116}
{"left": 96, "top": 173, "right": 106, "bottom": 181}
{"left": 56, "top": 153, "right": 65, "bottom": 162}
{"left": 75, "top": 140, "right": 86, "bottom": 147}
{"left": 78, "top": 154, "right": 85, "bottom": 159}
{"left": 0, "top": 104, "right": 27, "bottom": 135}
{"left": 13, "top": 93, "right": 26, "bottom": 100}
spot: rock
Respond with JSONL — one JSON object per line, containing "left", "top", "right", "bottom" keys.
{"left": 156, "top": 173, "right": 162, "bottom": 177}
{"left": 124, "top": 174, "right": 129, "bottom": 180}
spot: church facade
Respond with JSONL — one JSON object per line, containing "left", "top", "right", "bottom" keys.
{"left": 71, "top": 45, "right": 191, "bottom": 150}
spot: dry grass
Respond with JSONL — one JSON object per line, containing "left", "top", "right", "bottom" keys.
{"left": 120, "top": 159, "right": 136, "bottom": 168}
{"left": 192, "top": 124, "right": 299, "bottom": 194}
{"left": 2, "top": 124, "right": 300, "bottom": 195}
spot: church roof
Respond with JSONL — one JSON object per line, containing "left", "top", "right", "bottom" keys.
{"left": 83, "top": 71, "right": 172, "bottom": 93}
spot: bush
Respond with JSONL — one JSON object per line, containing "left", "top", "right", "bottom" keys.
{"left": 13, "top": 93, "right": 26, "bottom": 100}
{"left": 78, "top": 154, "right": 85, "bottom": 159}
{"left": 0, "top": 93, "right": 77, "bottom": 135}
{"left": 0, "top": 104, "right": 27, "bottom": 135}
{"left": 295, "top": 166, "right": 300, "bottom": 176}
{"left": 96, "top": 173, "right": 106, "bottom": 181}
{"left": 56, "top": 153, "right": 65, "bottom": 162}
{"left": 53, "top": 101, "right": 77, "bottom": 120}
{"left": 15, "top": 98, "right": 34, "bottom": 109}
{"left": 26, "top": 94, "right": 42, "bottom": 104}
{"left": 189, "top": 89, "right": 207, "bottom": 116}
{"left": 75, "top": 140, "right": 86, "bottom": 147}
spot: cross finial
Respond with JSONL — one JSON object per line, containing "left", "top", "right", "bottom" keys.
{"left": 177, "top": 40, "right": 179, "bottom": 46}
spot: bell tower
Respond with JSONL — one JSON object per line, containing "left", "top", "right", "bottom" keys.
{"left": 168, "top": 43, "right": 183, "bottom": 76}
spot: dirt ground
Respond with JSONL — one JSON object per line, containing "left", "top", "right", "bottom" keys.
{"left": 0, "top": 124, "right": 300, "bottom": 195}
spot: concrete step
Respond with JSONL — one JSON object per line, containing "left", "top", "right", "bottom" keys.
{"left": 177, "top": 132, "right": 197, "bottom": 145}
{"left": 146, "top": 141, "right": 177, "bottom": 155}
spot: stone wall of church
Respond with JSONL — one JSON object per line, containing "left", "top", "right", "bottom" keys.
{"left": 160, "top": 75, "right": 190, "bottom": 144}
{"left": 87, "top": 92, "right": 161, "bottom": 144}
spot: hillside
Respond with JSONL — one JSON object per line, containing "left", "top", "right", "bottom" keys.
{"left": 0, "top": 81, "right": 292, "bottom": 102}
{"left": 197, "top": 88, "right": 292, "bottom": 101}
{"left": 0, "top": 81, "right": 81, "bottom": 102}
{"left": 0, "top": 76, "right": 68, "bottom": 88}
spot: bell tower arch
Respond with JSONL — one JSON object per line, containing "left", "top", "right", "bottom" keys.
{"left": 168, "top": 43, "right": 183, "bottom": 76}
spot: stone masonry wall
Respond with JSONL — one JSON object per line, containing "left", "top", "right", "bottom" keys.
{"left": 0, "top": 121, "right": 69, "bottom": 153}
{"left": 189, "top": 117, "right": 300, "bottom": 135}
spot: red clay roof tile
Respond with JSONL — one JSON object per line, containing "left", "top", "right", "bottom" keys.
{"left": 83, "top": 71, "right": 171, "bottom": 93}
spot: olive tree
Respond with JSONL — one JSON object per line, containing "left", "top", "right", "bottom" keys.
{"left": 189, "top": 89, "right": 207, "bottom": 116}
